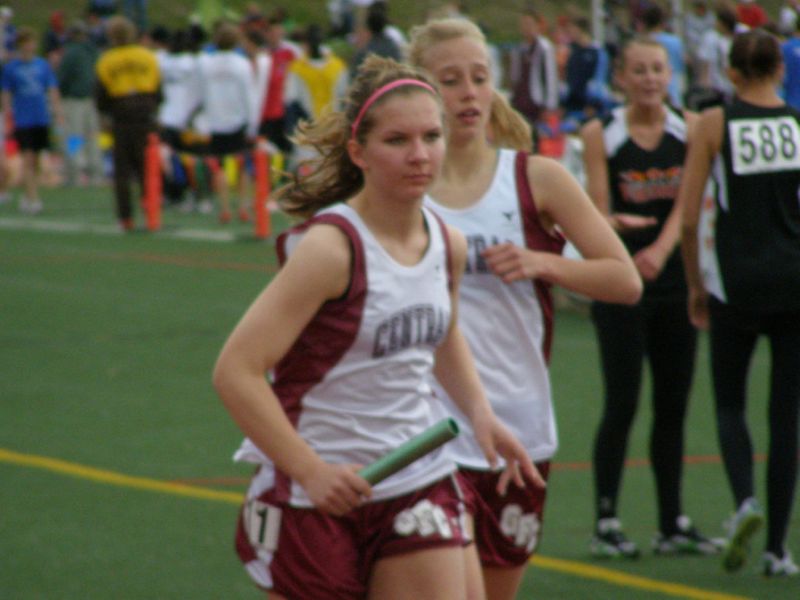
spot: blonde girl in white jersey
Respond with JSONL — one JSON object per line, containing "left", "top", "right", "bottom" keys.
{"left": 213, "top": 55, "right": 542, "bottom": 600}
{"left": 408, "top": 19, "right": 642, "bottom": 600}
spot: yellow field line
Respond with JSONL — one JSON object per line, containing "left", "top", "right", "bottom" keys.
{"left": 530, "top": 555, "right": 751, "bottom": 600}
{"left": 2, "top": 447, "right": 752, "bottom": 600}
{"left": 0, "top": 447, "right": 243, "bottom": 505}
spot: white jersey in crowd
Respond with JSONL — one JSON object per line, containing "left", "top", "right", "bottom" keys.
{"left": 425, "top": 149, "right": 564, "bottom": 468}
{"left": 248, "top": 50, "right": 272, "bottom": 135}
{"left": 157, "top": 52, "right": 202, "bottom": 130}
{"left": 234, "top": 203, "right": 457, "bottom": 506}
{"left": 197, "top": 49, "right": 257, "bottom": 137}
{"left": 698, "top": 29, "right": 734, "bottom": 98}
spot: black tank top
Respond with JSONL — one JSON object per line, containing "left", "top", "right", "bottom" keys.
{"left": 706, "top": 99, "right": 800, "bottom": 312}
{"left": 603, "top": 105, "right": 687, "bottom": 301}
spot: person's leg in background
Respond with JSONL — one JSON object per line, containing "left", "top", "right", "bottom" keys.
{"left": 709, "top": 299, "right": 763, "bottom": 572}
{"left": 590, "top": 301, "right": 645, "bottom": 558}
{"left": 645, "top": 300, "right": 717, "bottom": 554}
{"left": 762, "top": 313, "right": 800, "bottom": 574}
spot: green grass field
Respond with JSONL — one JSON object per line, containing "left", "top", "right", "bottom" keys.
{"left": 1, "top": 185, "right": 796, "bottom": 599}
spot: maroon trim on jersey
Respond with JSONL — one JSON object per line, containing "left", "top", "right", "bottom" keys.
{"left": 428, "top": 209, "right": 454, "bottom": 292}
{"left": 514, "top": 151, "right": 565, "bottom": 363}
{"left": 271, "top": 212, "right": 368, "bottom": 500}
{"left": 235, "top": 506, "right": 257, "bottom": 564}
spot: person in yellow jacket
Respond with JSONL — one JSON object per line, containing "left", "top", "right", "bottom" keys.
{"left": 95, "top": 15, "right": 161, "bottom": 231}
{"left": 284, "top": 23, "right": 347, "bottom": 173}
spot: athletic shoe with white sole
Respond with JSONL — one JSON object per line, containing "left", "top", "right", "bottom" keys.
{"left": 652, "top": 515, "right": 724, "bottom": 555}
{"left": 19, "top": 197, "right": 43, "bottom": 215}
{"left": 590, "top": 518, "right": 640, "bottom": 559}
{"left": 763, "top": 551, "right": 799, "bottom": 577}
{"left": 721, "top": 497, "right": 765, "bottom": 572}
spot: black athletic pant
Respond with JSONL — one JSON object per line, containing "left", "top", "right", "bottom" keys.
{"left": 112, "top": 122, "right": 152, "bottom": 221}
{"left": 709, "top": 299, "right": 800, "bottom": 556}
{"left": 591, "top": 299, "right": 697, "bottom": 534}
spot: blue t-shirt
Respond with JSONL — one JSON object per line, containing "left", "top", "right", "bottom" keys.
{"left": 654, "top": 31, "right": 685, "bottom": 108}
{"left": 1, "top": 57, "right": 57, "bottom": 128}
{"left": 782, "top": 37, "right": 800, "bottom": 110}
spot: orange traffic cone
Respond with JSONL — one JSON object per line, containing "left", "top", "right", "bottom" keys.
{"left": 142, "top": 132, "right": 163, "bottom": 231}
{"left": 253, "top": 137, "right": 271, "bottom": 239}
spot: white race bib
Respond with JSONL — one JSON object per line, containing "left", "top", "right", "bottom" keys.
{"left": 729, "top": 117, "right": 800, "bottom": 175}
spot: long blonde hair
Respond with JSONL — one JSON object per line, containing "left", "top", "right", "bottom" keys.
{"left": 407, "top": 17, "right": 532, "bottom": 152}
{"left": 276, "top": 55, "right": 441, "bottom": 219}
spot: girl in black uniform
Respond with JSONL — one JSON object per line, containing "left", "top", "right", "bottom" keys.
{"left": 581, "top": 36, "right": 719, "bottom": 558}
{"left": 680, "top": 29, "right": 800, "bottom": 577}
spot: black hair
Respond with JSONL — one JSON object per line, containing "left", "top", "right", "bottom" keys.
{"left": 729, "top": 29, "right": 782, "bottom": 81}
{"left": 304, "top": 23, "right": 323, "bottom": 59}
{"left": 716, "top": 7, "right": 737, "bottom": 35}
{"left": 169, "top": 28, "right": 188, "bottom": 53}
{"left": 641, "top": 4, "right": 666, "bottom": 30}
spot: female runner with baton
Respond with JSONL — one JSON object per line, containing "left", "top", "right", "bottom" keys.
{"left": 213, "top": 55, "right": 542, "bottom": 600}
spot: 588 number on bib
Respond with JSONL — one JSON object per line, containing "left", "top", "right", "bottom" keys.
{"left": 729, "top": 117, "right": 800, "bottom": 175}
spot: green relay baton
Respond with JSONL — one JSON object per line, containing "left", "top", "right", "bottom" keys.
{"left": 358, "top": 418, "right": 460, "bottom": 485}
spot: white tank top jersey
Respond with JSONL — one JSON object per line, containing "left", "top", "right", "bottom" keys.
{"left": 234, "top": 203, "right": 457, "bottom": 506}
{"left": 425, "top": 149, "right": 564, "bottom": 467}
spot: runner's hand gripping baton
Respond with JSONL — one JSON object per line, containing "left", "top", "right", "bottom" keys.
{"left": 358, "top": 418, "right": 460, "bottom": 485}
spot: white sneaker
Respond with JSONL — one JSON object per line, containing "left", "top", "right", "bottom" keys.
{"left": 763, "top": 550, "right": 799, "bottom": 577}
{"left": 721, "top": 497, "right": 765, "bottom": 572}
{"left": 19, "top": 197, "right": 43, "bottom": 215}
{"left": 590, "top": 518, "right": 640, "bottom": 559}
{"left": 197, "top": 199, "right": 214, "bottom": 214}
{"left": 652, "top": 515, "right": 723, "bottom": 555}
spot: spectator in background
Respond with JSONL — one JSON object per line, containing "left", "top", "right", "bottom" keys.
{"left": 783, "top": 19, "right": 800, "bottom": 109}
{"left": 285, "top": 23, "right": 348, "bottom": 171}
{"left": 370, "top": 1, "right": 407, "bottom": 54}
{"left": 779, "top": 0, "right": 800, "bottom": 35}
{"left": 0, "top": 111, "right": 8, "bottom": 205}
{"left": 287, "top": 24, "right": 348, "bottom": 121}
{"left": 197, "top": 22, "right": 256, "bottom": 224}
{"left": 95, "top": 15, "right": 161, "bottom": 231}
{"left": 327, "top": 0, "right": 355, "bottom": 37}
{"left": 257, "top": 13, "right": 300, "bottom": 156}
{"left": 241, "top": 29, "right": 272, "bottom": 142}
{"left": 147, "top": 24, "right": 170, "bottom": 61}
{"left": 685, "top": 1, "right": 716, "bottom": 79}
{"left": 123, "top": 0, "right": 147, "bottom": 35}
{"left": 1, "top": 27, "right": 64, "bottom": 215}
{"left": 42, "top": 10, "right": 68, "bottom": 69}
{"left": 86, "top": 8, "right": 109, "bottom": 49}
{"left": 57, "top": 20, "right": 103, "bottom": 187}
{"left": 349, "top": 2, "right": 402, "bottom": 78}
{"left": 509, "top": 7, "right": 558, "bottom": 147}
{"left": 241, "top": 2, "right": 268, "bottom": 35}
{"left": 562, "top": 15, "right": 600, "bottom": 122}
{"left": 736, "top": 0, "right": 768, "bottom": 28}
{"left": 692, "top": 6, "right": 737, "bottom": 110}
{"left": 157, "top": 29, "right": 201, "bottom": 163}
{"left": 88, "top": 0, "right": 118, "bottom": 19}
{"left": 641, "top": 3, "right": 686, "bottom": 108}
{"left": 0, "top": 6, "right": 15, "bottom": 62}
{"left": 0, "top": 7, "right": 11, "bottom": 205}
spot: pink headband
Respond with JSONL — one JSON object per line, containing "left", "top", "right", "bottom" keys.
{"left": 350, "top": 78, "right": 437, "bottom": 140}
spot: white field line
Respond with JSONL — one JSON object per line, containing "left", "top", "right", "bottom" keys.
{"left": 0, "top": 217, "right": 240, "bottom": 242}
